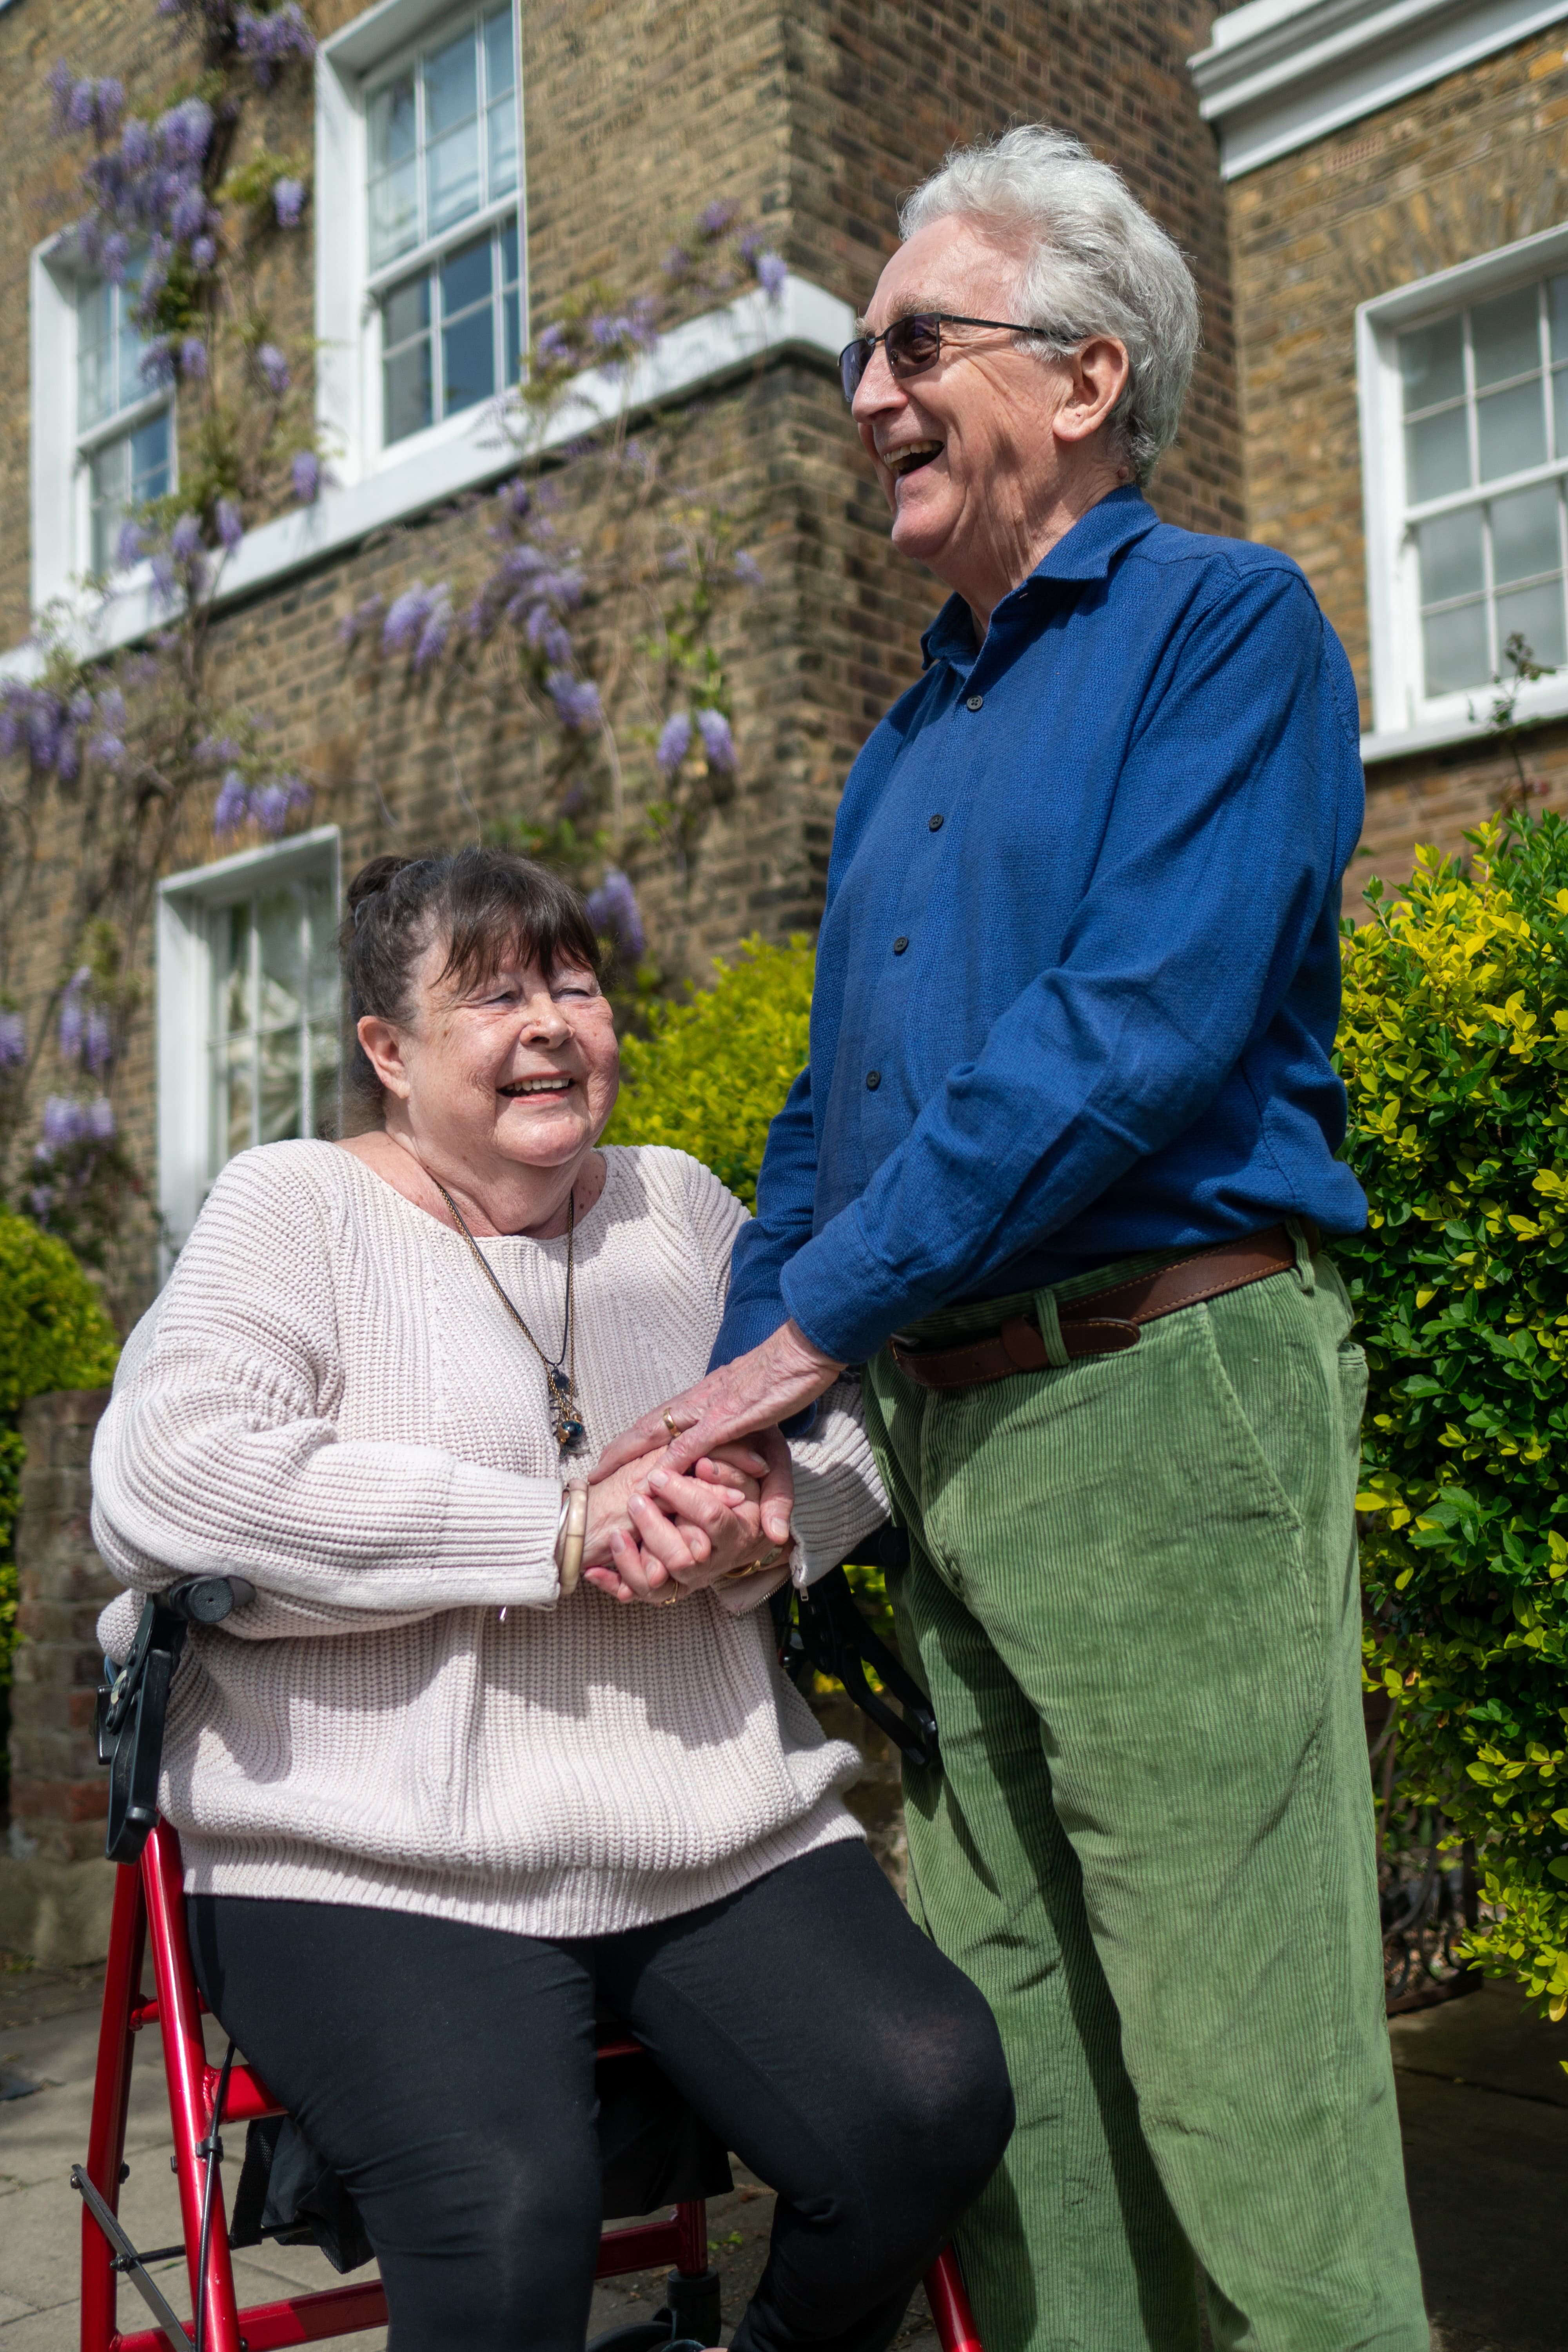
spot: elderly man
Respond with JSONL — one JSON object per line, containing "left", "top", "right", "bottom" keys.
{"left": 600, "top": 127, "right": 1428, "bottom": 2350}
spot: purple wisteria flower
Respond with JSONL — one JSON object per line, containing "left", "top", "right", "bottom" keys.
{"left": 58, "top": 968, "right": 91, "bottom": 1063}
{"left": 29, "top": 1185, "right": 55, "bottom": 1221}
{"left": 273, "top": 176, "right": 305, "bottom": 228}
{"left": 0, "top": 1010, "right": 25, "bottom": 1069}
{"left": 85, "top": 1008, "right": 114, "bottom": 1074}
{"left": 585, "top": 868, "right": 646, "bottom": 962}
{"left": 414, "top": 589, "right": 451, "bottom": 671}
{"left": 40, "top": 1095, "right": 88, "bottom": 1151}
{"left": 656, "top": 711, "right": 693, "bottom": 777}
{"left": 120, "top": 116, "right": 153, "bottom": 171}
{"left": 339, "top": 593, "right": 385, "bottom": 648}
{"left": 90, "top": 731, "right": 127, "bottom": 766}
{"left": 291, "top": 450, "right": 320, "bottom": 504}
{"left": 49, "top": 64, "right": 123, "bottom": 137}
{"left": 663, "top": 246, "right": 690, "bottom": 279}
{"left": 213, "top": 768, "right": 249, "bottom": 833}
{"left": 546, "top": 671, "right": 602, "bottom": 731}
{"left": 171, "top": 512, "right": 204, "bottom": 562}
{"left": 236, "top": 3, "right": 316, "bottom": 85}
{"left": 150, "top": 551, "right": 176, "bottom": 604}
{"left": 733, "top": 550, "right": 765, "bottom": 588}
{"left": 180, "top": 335, "right": 208, "bottom": 379}
{"left": 196, "top": 733, "right": 242, "bottom": 766}
{"left": 191, "top": 234, "right": 217, "bottom": 271}
{"left": 87, "top": 1095, "right": 116, "bottom": 1140}
{"left": 250, "top": 774, "right": 310, "bottom": 836}
{"left": 535, "top": 323, "right": 570, "bottom": 367}
{"left": 256, "top": 343, "right": 290, "bottom": 397}
{"left": 754, "top": 250, "right": 786, "bottom": 299}
{"left": 116, "top": 520, "right": 147, "bottom": 570}
{"left": 696, "top": 708, "right": 735, "bottom": 773}
{"left": 216, "top": 498, "right": 244, "bottom": 551}
{"left": 382, "top": 581, "right": 438, "bottom": 658}
{"left": 698, "top": 199, "right": 737, "bottom": 238}
{"left": 139, "top": 340, "right": 177, "bottom": 389}
{"left": 170, "top": 183, "right": 210, "bottom": 241}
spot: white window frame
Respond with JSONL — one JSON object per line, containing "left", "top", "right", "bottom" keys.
{"left": 1358, "top": 220, "right": 1568, "bottom": 753}
{"left": 29, "top": 236, "right": 174, "bottom": 612}
{"left": 316, "top": 0, "right": 526, "bottom": 491}
{"left": 156, "top": 825, "right": 341, "bottom": 1262}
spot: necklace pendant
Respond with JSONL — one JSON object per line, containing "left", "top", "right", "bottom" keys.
{"left": 546, "top": 1367, "right": 586, "bottom": 1456}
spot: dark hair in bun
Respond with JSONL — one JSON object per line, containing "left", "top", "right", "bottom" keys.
{"left": 341, "top": 847, "right": 602, "bottom": 1109}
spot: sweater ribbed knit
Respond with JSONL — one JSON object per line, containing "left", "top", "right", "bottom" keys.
{"left": 91, "top": 1141, "right": 886, "bottom": 1938}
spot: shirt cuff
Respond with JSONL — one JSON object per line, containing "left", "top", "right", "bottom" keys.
{"left": 779, "top": 1208, "right": 916, "bottom": 1367}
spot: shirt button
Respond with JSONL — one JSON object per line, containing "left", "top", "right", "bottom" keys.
{"left": 866, "top": 1070, "right": 881, "bottom": 1091}
{"left": 965, "top": 694, "right": 984, "bottom": 711}
{"left": 892, "top": 936, "right": 909, "bottom": 955}
{"left": 928, "top": 813, "right": 944, "bottom": 831}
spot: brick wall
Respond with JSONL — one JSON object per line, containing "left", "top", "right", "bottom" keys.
{"left": 7, "top": 1388, "right": 116, "bottom": 1866}
{"left": 1226, "top": 24, "right": 1568, "bottom": 899}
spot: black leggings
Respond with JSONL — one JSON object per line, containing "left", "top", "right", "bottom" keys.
{"left": 188, "top": 1841, "right": 1014, "bottom": 2352}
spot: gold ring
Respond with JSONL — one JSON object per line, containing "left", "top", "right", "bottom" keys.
{"left": 662, "top": 1411, "right": 682, "bottom": 1438}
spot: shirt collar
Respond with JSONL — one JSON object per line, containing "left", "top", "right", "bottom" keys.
{"left": 921, "top": 485, "right": 1160, "bottom": 671}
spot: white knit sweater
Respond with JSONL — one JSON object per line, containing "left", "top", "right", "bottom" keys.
{"left": 91, "top": 1141, "right": 888, "bottom": 1939}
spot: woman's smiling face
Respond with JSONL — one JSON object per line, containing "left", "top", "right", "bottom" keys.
{"left": 362, "top": 930, "right": 621, "bottom": 1177}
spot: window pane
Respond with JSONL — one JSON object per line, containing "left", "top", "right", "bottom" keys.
{"left": 1553, "top": 366, "right": 1568, "bottom": 463}
{"left": 1477, "top": 378, "right": 1547, "bottom": 481}
{"left": 305, "top": 877, "right": 340, "bottom": 1022}
{"left": 383, "top": 272, "right": 430, "bottom": 349}
{"left": 368, "top": 72, "right": 417, "bottom": 172}
{"left": 1550, "top": 274, "right": 1568, "bottom": 364}
{"left": 258, "top": 1023, "right": 303, "bottom": 1146}
{"left": 385, "top": 335, "right": 433, "bottom": 443}
{"left": 486, "top": 96, "right": 518, "bottom": 195}
{"left": 424, "top": 27, "right": 478, "bottom": 136}
{"left": 218, "top": 1038, "right": 256, "bottom": 1161}
{"left": 370, "top": 161, "right": 420, "bottom": 267}
{"left": 443, "top": 304, "right": 495, "bottom": 411}
{"left": 256, "top": 889, "right": 304, "bottom": 1030}
{"left": 483, "top": 6, "right": 515, "bottom": 96}
{"left": 77, "top": 280, "right": 115, "bottom": 428}
{"left": 88, "top": 438, "right": 130, "bottom": 575}
{"left": 426, "top": 120, "right": 481, "bottom": 234}
{"left": 117, "top": 281, "right": 145, "bottom": 408}
{"left": 500, "top": 218, "right": 519, "bottom": 287}
{"left": 1406, "top": 405, "right": 1470, "bottom": 502}
{"left": 1496, "top": 577, "right": 1567, "bottom": 671}
{"left": 440, "top": 232, "right": 492, "bottom": 316}
{"left": 129, "top": 411, "right": 171, "bottom": 503}
{"left": 504, "top": 289, "right": 520, "bottom": 387}
{"left": 1422, "top": 601, "right": 1490, "bottom": 695}
{"left": 1472, "top": 287, "right": 1541, "bottom": 387}
{"left": 1401, "top": 316, "right": 1464, "bottom": 412}
{"left": 220, "top": 906, "right": 250, "bottom": 1036}
{"left": 1491, "top": 485, "right": 1560, "bottom": 586}
{"left": 1417, "top": 507, "right": 1484, "bottom": 606}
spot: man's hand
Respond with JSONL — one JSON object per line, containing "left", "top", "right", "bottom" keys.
{"left": 592, "top": 1321, "right": 845, "bottom": 1549}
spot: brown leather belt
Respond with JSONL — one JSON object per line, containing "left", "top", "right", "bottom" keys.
{"left": 889, "top": 1225, "right": 1302, "bottom": 1391}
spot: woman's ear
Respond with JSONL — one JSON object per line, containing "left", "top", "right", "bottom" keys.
{"left": 357, "top": 1013, "right": 412, "bottom": 1102}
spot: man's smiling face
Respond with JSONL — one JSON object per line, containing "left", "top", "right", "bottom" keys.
{"left": 851, "top": 212, "right": 1128, "bottom": 630}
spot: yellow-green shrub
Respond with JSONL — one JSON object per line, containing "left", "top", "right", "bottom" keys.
{"left": 0, "top": 1213, "right": 119, "bottom": 1797}
{"left": 1336, "top": 814, "right": 1568, "bottom": 2018}
{"left": 603, "top": 936, "right": 813, "bottom": 1205}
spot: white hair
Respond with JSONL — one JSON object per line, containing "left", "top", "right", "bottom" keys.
{"left": 899, "top": 125, "right": 1200, "bottom": 485}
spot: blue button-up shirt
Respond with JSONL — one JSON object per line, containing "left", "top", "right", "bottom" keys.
{"left": 712, "top": 486, "right": 1368, "bottom": 1370}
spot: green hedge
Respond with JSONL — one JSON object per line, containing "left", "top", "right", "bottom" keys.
{"left": 1337, "top": 813, "right": 1568, "bottom": 2021}
{"left": 603, "top": 936, "right": 814, "bottom": 1205}
{"left": 0, "top": 1213, "right": 120, "bottom": 1801}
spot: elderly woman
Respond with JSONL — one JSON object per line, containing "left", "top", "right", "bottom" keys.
{"left": 91, "top": 847, "right": 1013, "bottom": 2352}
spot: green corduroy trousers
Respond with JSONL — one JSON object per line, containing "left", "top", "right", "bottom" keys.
{"left": 862, "top": 1235, "right": 1428, "bottom": 2352}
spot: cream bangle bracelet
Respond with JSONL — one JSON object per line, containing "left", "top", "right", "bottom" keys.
{"left": 554, "top": 1479, "right": 589, "bottom": 1597}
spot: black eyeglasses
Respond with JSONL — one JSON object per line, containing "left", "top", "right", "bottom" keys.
{"left": 838, "top": 311, "right": 1047, "bottom": 403}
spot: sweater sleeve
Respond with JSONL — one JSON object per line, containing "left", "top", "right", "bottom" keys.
{"left": 90, "top": 1150, "right": 563, "bottom": 1637}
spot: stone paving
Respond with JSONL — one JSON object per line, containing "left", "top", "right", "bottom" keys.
{"left": 2, "top": 1947, "right": 1562, "bottom": 2351}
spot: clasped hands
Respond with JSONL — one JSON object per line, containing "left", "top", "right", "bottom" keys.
{"left": 580, "top": 1319, "right": 845, "bottom": 1608}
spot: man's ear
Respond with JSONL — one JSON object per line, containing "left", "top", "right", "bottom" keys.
{"left": 1052, "top": 335, "right": 1130, "bottom": 448}
{"left": 357, "top": 1013, "right": 412, "bottom": 1102}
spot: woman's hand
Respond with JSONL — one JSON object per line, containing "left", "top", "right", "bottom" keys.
{"left": 583, "top": 1447, "right": 776, "bottom": 1606}
{"left": 591, "top": 1323, "right": 844, "bottom": 1550}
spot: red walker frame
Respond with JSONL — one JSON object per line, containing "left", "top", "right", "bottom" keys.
{"left": 79, "top": 1820, "right": 984, "bottom": 2352}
